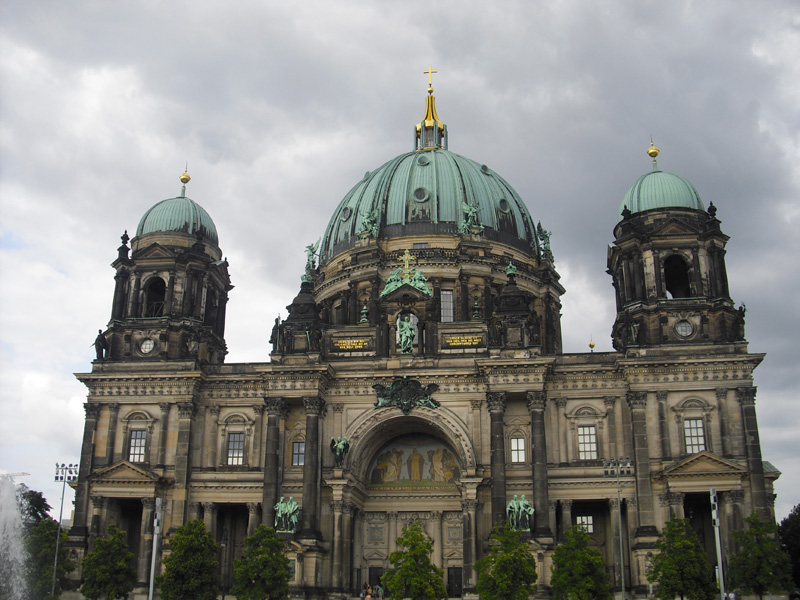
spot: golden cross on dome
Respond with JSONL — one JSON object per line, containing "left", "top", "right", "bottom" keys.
{"left": 424, "top": 65, "right": 438, "bottom": 87}
{"left": 401, "top": 249, "right": 416, "bottom": 279}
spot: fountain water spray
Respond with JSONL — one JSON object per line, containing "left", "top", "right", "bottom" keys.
{"left": 0, "top": 471, "right": 31, "bottom": 600}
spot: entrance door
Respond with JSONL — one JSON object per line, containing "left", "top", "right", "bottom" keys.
{"left": 447, "top": 567, "right": 463, "bottom": 597}
{"left": 369, "top": 566, "right": 385, "bottom": 591}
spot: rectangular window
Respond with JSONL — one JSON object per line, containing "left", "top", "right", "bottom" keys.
{"left": 684, "top": 418, "right": 706, "bottom": 454}
{"left": 576, "top": 515, "right": 594, "bottom": 533}
{"left": 292, "top": 441, "right": 305, "bottom": 466}
{"left": 577, "top": 425, "right": 598, "bottom": 460}
{"left": 441, "top": 290, "right": 454, "bottom": 323}
{"left": 412, "top": 242, "right": 429, "bottom": 249}
{"left": 510, "top": 437, "right": 526, "bottom": 463}
{"left": 128, "top": 430, "right": 146, "bottom": 463}
{"left": 226, "top": 432, "right": 245, "bottom": 466}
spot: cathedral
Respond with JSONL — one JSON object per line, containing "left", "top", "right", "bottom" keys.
{"left": 67, "top": 79, "right": 778, "bottom": 599}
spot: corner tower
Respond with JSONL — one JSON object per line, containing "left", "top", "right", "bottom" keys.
{"left": 608, "top": 144, "right": 743, "bottom": 351}
{"left": 104, "top": 171, "right": 232, "bottom": 363}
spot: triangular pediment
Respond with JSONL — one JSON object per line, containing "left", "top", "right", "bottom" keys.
{"left": 89, "top": 460, "right": 161, "bottom": 484}
{"left": 380, "top": 283, "right": 431, "bottom": 303}
{"left": 652, "top": 218, "right": 701, "bottom": 236}
{"left": 134, "top": 242, "right": 178, "bottom": 259}
{"left": 657, "top": 451, "right": 746, "bottom": 480}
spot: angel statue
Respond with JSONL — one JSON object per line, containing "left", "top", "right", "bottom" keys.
{"left": 330, "top": 435, "right": 350, "bottom": 468}
{"left": 305, "top": 239, "right": 321, "bottom": 271}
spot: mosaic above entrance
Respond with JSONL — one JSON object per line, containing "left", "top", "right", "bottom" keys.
{"left": 369, "top": 434, "right": 461, "bottom": 489}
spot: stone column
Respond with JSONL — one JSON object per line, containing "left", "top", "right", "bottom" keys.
{"left": 604, "top": 396, "right": 618, "bottom": 460}
{"left": 247, "top": 502, "right": 260, "bottom": 536}
{"left": 659, "top": 491, "right": 684, "bottom": 520}
{"left": 172, "top": 402, "right": 196, "bottom": 527}
{"left": 252, "top": 404, "right": 265, "bottom": 468}
{"left": 139, "top": 497, "right": 155, "bottom": 584}
{"left": 487, "top": 392, "right": 507, "bottom": 525}
{"left": 723, "top": 489, "right": 745, "bottom": 553}
{"left": 561, "top": 499, "right": 573, "bottom": 534}
{"left": 388, "top": 511, "right": 399, "bottom": 556}
{"left": 549, "top": 500, "right": 559, "bottom": 542}
{"left": 331, "top": 501, "right": 345, "bottom": 590}
{"left": 187, "top": 502, "right": 200, "bottom": 521}
{"left": 556, "top": 398, "right": 568, "bottom": 464}
{"left": 299, "top": 396, "right": 326, "bottom": 539}
{"left": 527, "top": 391, "right": 552, "bottom": 537}
{"left": 626, "top": 391, "right": 658, "bottom": 537}
{"left": 202, "top": 502, "right": 216, "bottom": 532}
{"left": 203, "top": 405, "right": 219, "bottom": 469}
{"left": 609, "top": 498, "right": 622, "bottom": 588}
{"left": 656, "top": 391, "right": 671, "bottom": 460}
{"left": 737, "top": 387, "right": 768, "bottom": 515}
{"left": 89, "top": 496, "right": 104, "bottom": 551}
{"left": 341, "top": 502, "right": 355, "bottom": 593}
{"left": 262, "top": 397, "right": 285, "bottom": 527}
{"left": 432, "top": 511, "right": 443, "bottom": 568}
{"left": 111, "top": 271, "right": 128, "bottom": 320}
{"left": 157, "top": 403, "right": 170, "bottom": 468}
{"left": 73, "top": 403, "right": 101, "bottom": 537}
{"left": 461, "top": 500, "right": 478, "bottom": 589}
{"left": 716, "top": 389, "right": 731, "bottom": 458}
{"left": 105, "top": 403, "right": 120, "bottom": 465}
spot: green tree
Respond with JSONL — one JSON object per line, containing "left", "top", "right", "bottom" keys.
{"left": 474, "top": 522, "right": 538, "bottom": 600}
{"left": 80, "top": 524, "right": 136, "bottom": 600}
{"left": 16, "top": 484, "right": 53, "bottom": 527}
{"left": 231, "top": 525, "right": 290, "bottom": 600}
{"left": 778, "top": 504, "right": 800, "bottom": 591}
{"left": 728, "top": 512, "right": 792, "bottom": 599}
{"left": 647, "top": 517, "right": 714, "bottom": 600}
{"left": 26, "top": 517, "right": 74, "bottom": 600}
{"left": 157, "top": 519, "right": 219, "bottom": 600}
{"left": 550, "top": 525, "right": 612, "bottom": 600}
{"left": 382, "top": 520, "right": 446, "bottom": 600}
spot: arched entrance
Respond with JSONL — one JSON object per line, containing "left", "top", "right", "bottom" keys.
{"left": 336, "top": 408, "right": 478, "bottom": 597}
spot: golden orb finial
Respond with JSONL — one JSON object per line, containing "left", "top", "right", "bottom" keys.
{"left": 180, "top": 170, "right": 191, "bottom": 185}
{"left": 647, "top": 142, "right": 660, "bottom": 159}
{"left": 589, "top": 339, "right": 596, "bottom": 352}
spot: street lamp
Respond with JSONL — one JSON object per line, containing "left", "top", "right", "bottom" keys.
{"left": 604, "top": 457, "right": 632, "bottom": 600}
{"left": 52, "top": 462, "right": 78, "bottom": 597}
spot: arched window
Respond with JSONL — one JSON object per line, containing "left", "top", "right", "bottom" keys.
{"left": 144, "top": 277, "right": 166, "bottom": 317}
{"left": 663, "top": 255, "right": 691, "bottom": 299}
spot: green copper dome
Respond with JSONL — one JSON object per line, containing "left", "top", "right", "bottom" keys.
{"left": 620, "top": 169, "right": 704, "bottom": 217}
{"left": 136, "top": 193, "right": 219, "bottom": 245}
{"left": 320, "top": 149, "right": 538, "bottom": 262}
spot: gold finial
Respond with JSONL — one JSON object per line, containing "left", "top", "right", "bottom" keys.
{"left": 589, "top": 339, "right": 595, "bottom": 352}
{"left": 648, "top": 138, "right": 660, "bottom": 170}
{"left": 424, "top": 64, "right": 438, "bottom": 94}
{"left": 180, "top": 164, "right": 191, "bottom": 185}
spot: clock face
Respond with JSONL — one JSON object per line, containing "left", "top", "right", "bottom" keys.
{"left": 674, "top": 320, "right": 694, "bottom": 338}
{"left": 139, "top": 338, "right": 155, "bottom": 354}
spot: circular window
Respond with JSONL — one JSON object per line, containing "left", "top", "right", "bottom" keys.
{"left": 417, "top": 155, "right": 430, "bottom": 166}
{"left": 498, "top": 198, "right": 510, "bottom": 213}
{"left": 674, "top": 320, "right": 694, "bottom": 338}
{"left": 412, "top": 187, "right": 430, "bottom": 202}
{"left": 340, "top": 207, "right": 352, "bottom": 221}
{"left": 139, "top": 338, "right": 156, "bottom": 354}
{"left": 480, "top": 164, "right": 491, "bottom": 175}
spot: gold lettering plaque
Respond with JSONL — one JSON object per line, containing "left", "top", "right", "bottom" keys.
{"left": 442, "top": 335, "right": 484, "bottom": 348}
{"left": 332, "top": 339, "right": 370, "bottom": 351}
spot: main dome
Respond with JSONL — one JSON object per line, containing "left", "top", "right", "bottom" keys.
{"left": 320, "top": 149, "right": 538, "bottom": 262}
{"left": 136, "top": 175, "right": 219, "bottom": 246}
{"left": 319, "top": 88, "right": 540, "bottom": 263}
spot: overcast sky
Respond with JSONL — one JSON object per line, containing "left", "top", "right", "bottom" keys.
{"left": 1, "top": 1, "right": 798, "bottom": 522}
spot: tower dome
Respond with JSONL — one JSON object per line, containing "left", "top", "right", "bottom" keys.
{"left": 319, "top": 85, "right": 540, "bottom": 264}
{"left": 135, "top": 172, "right": 219, "bottom": 245}
{"left": 619, "top": 144, "right": 704, "bottom": 217}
